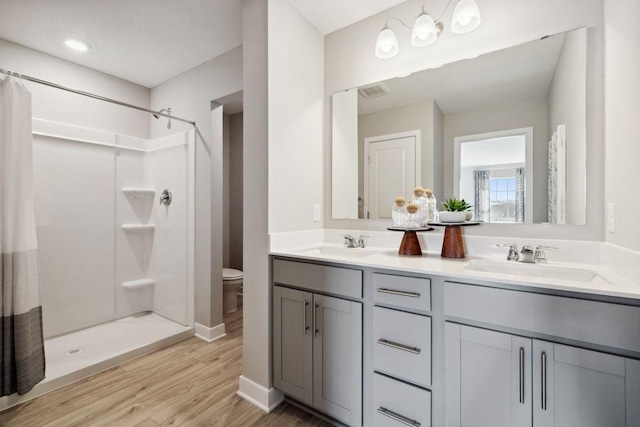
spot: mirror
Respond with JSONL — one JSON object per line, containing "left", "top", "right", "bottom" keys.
{"left": 332, "top": 27, "right": 587, "bottom": 225}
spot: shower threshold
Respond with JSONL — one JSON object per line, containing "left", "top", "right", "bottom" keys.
{"left": 0, "top": 312, "right": 193, "bottom": 412}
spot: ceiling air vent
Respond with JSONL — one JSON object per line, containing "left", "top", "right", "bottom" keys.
{"left": 358, "top": 82, "right": 391, "bottom": 99}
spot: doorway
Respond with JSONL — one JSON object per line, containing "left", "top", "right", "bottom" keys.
{"left": 363, "top": 130, "right": 421, "bottom": 220}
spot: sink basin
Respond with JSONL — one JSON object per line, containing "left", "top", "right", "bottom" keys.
{"left": 301, "top": 246, "right": 378, "bottom": 258}
{"left": 464, "top": 259, "right": 607, "bottom": 283}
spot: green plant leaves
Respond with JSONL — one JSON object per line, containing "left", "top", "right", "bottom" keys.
{"left": 441, "top": 197, "right": 472, "bottom": 212}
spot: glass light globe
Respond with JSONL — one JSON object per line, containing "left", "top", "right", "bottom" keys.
{"left": 375, "top": 27, "right": 399, "bottom": 59}
{"left": 411, "top": 12, "right": 438, "bottom": 47}
{"left": 451, "top": 0, "right": 481, "bottom": 34}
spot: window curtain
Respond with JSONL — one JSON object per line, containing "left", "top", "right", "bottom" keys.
{"left": 1, "top": 76, "right": 46, "bottom": 396}
{"left": 515, "top": 167, "right": 525, "bottom": 223}
{"left": 548, "top": 125, "right": 566, "bottom": 224}
{"left": 473, "top": 170, "right": 490, "bottom": 222}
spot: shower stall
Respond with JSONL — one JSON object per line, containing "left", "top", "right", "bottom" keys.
{"left": 0, "top": 116, "right": 195, "bottom": 409}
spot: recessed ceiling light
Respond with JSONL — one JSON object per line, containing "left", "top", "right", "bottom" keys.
{"left": 64, "top": 39, "right": 90, "bottom": 52}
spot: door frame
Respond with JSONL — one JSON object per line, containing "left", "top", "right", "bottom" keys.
{"left": 453, "top": 127, "right": 534, "bottom": 223}
{"left": 363, "top": 130, "right": 421, "bottom": 219}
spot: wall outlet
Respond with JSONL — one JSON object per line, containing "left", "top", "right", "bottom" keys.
{"left": 607, "top": 203, "right": 615, "bottom": 234}
{"left": 313, "top": 204, "right": 321, "bottom": 222}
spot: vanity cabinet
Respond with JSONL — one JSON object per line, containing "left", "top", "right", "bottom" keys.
{"left": 531, "top": 340, "right": 640, "bottom": 427}
{"left": 370, "top": 273, "right": 433, "bottom": 427}
{"left": 445, "top": 321, "right": 640, "bottom": 427}
{"left": 443, "top": 281, "right": 640, "bottom": 427}
{"left": 272, "top": 259, "right": 363, "bottom": 426}
{"left": 271, "top": 256, "right": 640, "bottom": 427}
{"left": 444, "top": 323, "right": 531, "bottom": 427}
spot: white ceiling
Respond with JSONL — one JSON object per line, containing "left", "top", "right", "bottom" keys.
{"left": 358, "top": 33, "right": 566, "bottom": 115}
{"left": 287, "top": 0, "right": 407, "bottom": 35}
{"left": 0, "top": 0, "right": 405, "bottom": 89}
{"left": 0, "top": 0, "right": 243, "bottom": 88}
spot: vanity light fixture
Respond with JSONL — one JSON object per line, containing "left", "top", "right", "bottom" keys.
{"left": 375, "top": 0, "right": 481, "bottom": 59}
{"left": 64, "top": 38, "right": 90, "bottom": 52}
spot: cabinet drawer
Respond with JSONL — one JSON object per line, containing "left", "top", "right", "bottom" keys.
{"left": 373, "top": 273, "right": 431, "bottom": 312}
{"left": 372, "top": 373, "right": 431, "bottom": 427}
{"left": 373, "top": 306, "right": 431, "bottom": 387}
{"left": 273, "top": 259, "right": 362, "bottom": 299}
{"left": 444, "top": 282, "right": 640, "bottom": 354}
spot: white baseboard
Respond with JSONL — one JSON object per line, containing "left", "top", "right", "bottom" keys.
{"left": 194, "top": 322, "right": 226, "bottom": 343}
{"left": 237, "top": 375, "right": 284, "bottom": 413}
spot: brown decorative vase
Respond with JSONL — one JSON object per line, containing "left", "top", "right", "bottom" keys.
{"left": 398, "top": 230, "right": 423, "bottom": 256}
{"left": 441, "top": 226, "right": 466, "bottom": 258}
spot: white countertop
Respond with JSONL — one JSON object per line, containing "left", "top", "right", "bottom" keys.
{"left": 271, "top": 243, "right": 640, "bottom": 301}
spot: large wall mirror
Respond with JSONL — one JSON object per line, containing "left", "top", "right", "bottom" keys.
{"left": 332, "top": 27, "right": 587, "bottom": 225}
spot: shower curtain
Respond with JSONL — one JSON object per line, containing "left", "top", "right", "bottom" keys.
{"left": 0, "top": 76, "right": 46, "bottom": 396}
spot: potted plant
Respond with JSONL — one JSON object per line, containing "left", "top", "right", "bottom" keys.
{"left": 439, "top": 197, "right": 472, "bottom": 223}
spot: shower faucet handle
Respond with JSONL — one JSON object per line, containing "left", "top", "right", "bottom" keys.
{"left": 160, "top": 189, "right": 172, "bottom": 206}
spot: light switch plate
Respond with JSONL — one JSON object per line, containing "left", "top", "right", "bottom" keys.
{"left": 313, "top": 204, "right": 321, "bottom": 222}
{"left": 607, "top": 203, "right": 615, "bottom": 233}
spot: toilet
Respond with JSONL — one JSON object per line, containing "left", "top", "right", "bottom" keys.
{"left": 223, "top": 268, "right": 243, "bottom": 314}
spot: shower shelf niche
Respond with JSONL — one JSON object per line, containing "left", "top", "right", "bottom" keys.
{"left": 122, "top": 278, "right": 156, "bottom": 290}
{"left": 122, "top": 224, "right": 156, "bottom": 233}
{"left": 122, "top": 187, "right": 155, "bottom": 198}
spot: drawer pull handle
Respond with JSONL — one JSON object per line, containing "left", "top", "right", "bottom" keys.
{"left": 377, "top": 338, "right": 421, "bottom": 354}
{"left": 377, "top": 407, "right": 421, "bottom": 426}
{"left": 519, "top": 347, "right": 525, "bottom": 404}
{"left": 303, "top": 300, "right": 309, "bottom": 335}
{"left": 541, "top": 351, "right": 547, "bottom": 410}
{"left": 377, "top": 288, "right": 421, "bottom": 298}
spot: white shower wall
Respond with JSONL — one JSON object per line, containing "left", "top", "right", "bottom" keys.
{"left": 34, "top": 132, "right": 116, "bottom": 337}
{"left": 33, "top": 119, "right": 193, "bottom": 338}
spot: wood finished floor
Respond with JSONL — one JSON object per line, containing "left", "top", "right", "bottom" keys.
{"left": 0, "top": 307, "right": 332, "bottom": 427}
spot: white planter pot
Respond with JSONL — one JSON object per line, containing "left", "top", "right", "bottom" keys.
{"left": 438, "top": 211, "right": 467, "bottom": 223}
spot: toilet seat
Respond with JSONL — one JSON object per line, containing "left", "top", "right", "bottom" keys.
{"left": 223, "top": 268, "right": 243, "bottom": 281}
{"left": 222, "top": 268, "right": 243, "bottom": 314}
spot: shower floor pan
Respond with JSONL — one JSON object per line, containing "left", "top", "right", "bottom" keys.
{"left": 0, "top": 312, "right": 193, "bottom": 412}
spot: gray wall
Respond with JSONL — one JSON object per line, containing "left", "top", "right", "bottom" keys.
{"left": 151, "top": 46, "right": 243, "bottom": 330}
{"left": 228, "top": 113, "right": 244, "bottom": 270}
{"left": 605, "top": 0, "right": 640, "bottom": 252}
{"left": 0, "top": 38, "right": 150, "bottom": 138}
{"left": 443, "top": 97, "right": 549, "bottom": 223}
{"left": 242, "top": 0, "right": 271, "bottom": 390}
{"left": 241, "top": 0, "right": 325, "bottom": 400}
{"left": 223, "top": 114, "right": 231, "bottom": 268}
{"left": 358, "top": 99, "right": 442, "bottom": 208}
{"left": 267, "top": 0, "right": 324, "bottom": 233}
{"left": 548, "top": 28, "right": 587, "bottom": 225}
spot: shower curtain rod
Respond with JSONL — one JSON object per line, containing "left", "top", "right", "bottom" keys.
{"left": 0, "top": 68, "right": 196, "bottom": 126}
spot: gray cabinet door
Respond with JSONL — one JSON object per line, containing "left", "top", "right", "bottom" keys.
{"left": 445, "top": 323, "right": 532, "bottom": 427}
{"left": 533, "top": 340, "right": 640, "bottom": 427}
{"left": 313, "top": 294, "right": 362, "bottom": 426}
{"left": 273, "top": 286, "right": 313, "bottom": 405}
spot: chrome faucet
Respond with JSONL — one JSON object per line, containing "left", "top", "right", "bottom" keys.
{"left": 340, "top": 234, "right": 358, "bottom": 248}
{"left": 534, "top": 245, "right": 558, "bottom": 264}
{"left": 519, "top": 245, "right": 535, "bottom": 263}
{"left": 357, "top": 235, "right": 370, "bottom": 248}
{"left": 497, "top": 243, "right": 519, "bottom": 261}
